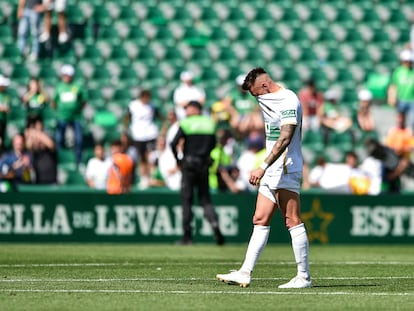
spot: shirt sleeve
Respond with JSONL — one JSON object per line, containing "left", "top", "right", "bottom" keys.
{"left": 280, "top": 91, "right": 300, "bottom": 126}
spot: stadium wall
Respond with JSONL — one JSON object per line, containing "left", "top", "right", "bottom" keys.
{"left": 0, "top": 190, "right": 413, "bottom": 244}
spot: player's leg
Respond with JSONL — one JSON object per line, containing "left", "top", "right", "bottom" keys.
{"left": 216, "top": 187, "right": 276, "bottom": 287}
{"left": 277, "top": 187, "right": 311, "bottom": 289}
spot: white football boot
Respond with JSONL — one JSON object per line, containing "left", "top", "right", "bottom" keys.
{"left": 278, "top": 276, "right": 312, "bottom": 289}
{"left": 216, "top": 270, "right": 251, "bottom": 288}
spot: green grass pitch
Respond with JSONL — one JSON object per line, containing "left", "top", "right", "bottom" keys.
{"left": 0, "top": 244, "right": 413, "bottom": 310}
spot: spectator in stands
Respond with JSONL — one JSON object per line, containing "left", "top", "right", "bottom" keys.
{"left": 24, "top": 116, "right": 57, "bottom": 184}
{"left": 318, "top": 88, "right": 353, "bottom": 146}
{"left": 52, "top": 64, "right": 86, "bottom": 167}
{"left": 17, "top": 0, "right": 44, "bottom": 62}
{"left": 125, "top": 89, "right": 160, "bottom": 190}
{"left": 119, "top": 131, "right": 138, "bottom": 183}
{"left": 22, "top": 77, "right": 49, "bottom": 125}
{"left": 221, "top": 77, "right": 265, "bottom": 139}
{"left": 162, "top": 108, "right": 180, "bottom": 148}
{"left": 209, "top": 129, "right": 233, "bottom": 192}
{"left": 0, "top": 133, "right": 33, "bottom": 190}
{"left": 216, "top": 165, "right": 247, "bottom": 193}
{"left": 0, "top": 75, "right": 11, "bottom": 155}
{"left": 236, "top": 131, "right": 265, "bottom": 192}
{"left": 39, "top": 0, "right": 69, "bottom": 44}
{"left": 106, "top": 139, "right": 134, "bottom": 195}
{"left": 384, "top": 112, "right": 414, "bottom": 159}
{"left": 387, "top": 49, "right": 414, "bottom": 133}
{"left": 298, "top": 79, "right": 324, "bottom": 132}
{"left": 352, "top": 89, "right": 376, "bottom": 133}
{"left": 210, "top": 96, "right": 232, "bottom": 130}
{"left": 365, "top": 137, "right": 414, "bottom": 194}
{"left": 148, "top": 135, "right": 181, "bottom": 190}
{"left": 85, "top": 142, "right": 111, "bottom": 190}
{"left": 173, "top": 71, "right": 206, "bottom": 120}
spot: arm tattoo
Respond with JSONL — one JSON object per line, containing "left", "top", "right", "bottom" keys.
{"left": 264, "top": 124, "right": 296, "bottom": 165}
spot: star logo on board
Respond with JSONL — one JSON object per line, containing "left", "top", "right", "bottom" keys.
{"left": 301, "top": 199, "right": 334, "bottom": 244}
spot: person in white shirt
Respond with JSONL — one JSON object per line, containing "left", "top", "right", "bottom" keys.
{"left": 173, "top": 71, "right": 206, "bottom": 120}
{"left": 125, "top": 89, "right": 160, "bottom": 190}
{"left": 216, "top": 67, "right": 311, "bottom": 289}
{"left": 85, "top": 143, "right": 111, "bottom": 190}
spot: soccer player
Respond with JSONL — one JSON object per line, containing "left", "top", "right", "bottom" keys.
{"left": 216, "top": 67, "right": 311, "bottom": 288}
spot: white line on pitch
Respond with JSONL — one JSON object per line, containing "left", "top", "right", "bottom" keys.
{"left": 1, "top": 276, "right": 413, "bottom": 283}
{"left": 0, "top": 289, "right": 413, "bottom": 296}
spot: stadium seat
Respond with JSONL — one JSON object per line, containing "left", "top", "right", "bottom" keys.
{"left": 146, "top": 6, "right": 167, "bottom": 25}
{"left": 118, "top": 65, "right": 139, "bottom": 86}
{"left": 0, "top": 25, "right": 13, "bottom": 44}
{"left": 92, "top": 5, "right": 112, "bottom": 26}
{"left": 80, "top": 43, "right": 104, "bottom": 65}
{"left": 1, "top": 43, "right": 22, "bottom": 63}
{"left": 10, "top": 64, "right": 31, "bottom": 84}
{"left": 108, "top": 46, "right": 130, "bottom": 66}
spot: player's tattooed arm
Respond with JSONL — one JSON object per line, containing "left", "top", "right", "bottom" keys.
{"left": 264, "top": 124, "right": 296, "bottom": 166}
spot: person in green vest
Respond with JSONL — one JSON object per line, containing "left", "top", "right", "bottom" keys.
{"left": 209, "top": 129, "right": 232, "bottom": 192}
{"left": 0, "top": 75, "right": 11, "bottom": 154}
{"left": 170, "top": 100, "right": 224, "bottom": 246}
{"left": 52, "top": 64, "right": 86, "bottom": 166}
{"left": 388, "top": 49, "right": 414, "bottom": 133}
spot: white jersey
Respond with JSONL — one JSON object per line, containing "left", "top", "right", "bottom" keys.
{"left": 128, "top": 99, "right": 159, "bottom": 142}
{"left": 256, "top": 88, "right": 303, "bottom": 176}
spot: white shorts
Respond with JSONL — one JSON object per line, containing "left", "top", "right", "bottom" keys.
{"left": 43, "top": 0, "right": 66, "bottom": 12}
{"left": 259, "top": 171, "right": 302, "bottom": 204}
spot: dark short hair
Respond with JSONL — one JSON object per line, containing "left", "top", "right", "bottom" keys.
{"left": 185, "top": 100, "right": 202, "bottom": 110}
{"left": 242, "top": 67, "right": 267, "bottom": 91}
{"left": 140, "top": 89, "right": 151, "bottom": 98}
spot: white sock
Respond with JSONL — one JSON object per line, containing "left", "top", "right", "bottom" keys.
{"left": 239, "top": 225, "right": 270, "bottom": 274}
{"left": 289, "top": 223, "right": 310, "bottom": 280}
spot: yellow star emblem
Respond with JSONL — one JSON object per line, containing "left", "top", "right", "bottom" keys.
{"left": 301, "top": 199, "right": 334, "bottom": 244}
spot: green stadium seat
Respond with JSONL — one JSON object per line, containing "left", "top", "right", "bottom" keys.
{"left": 118, "top": 66, "right": 139, "bottom": 86}
{"left": 302, "top": 130, "right": 324, "bottom": 152}
{"left": 118, "top": 5, "right": 139, "bottom": 26}
{"left": 146, "top": 6, "right": 167, "bottom": 25}
{"left": 10, "top": 64, "right": 30, "bottom": 84}
{"left": 58, "top": 149, "right": 77, "bottom": 166}
{"left": 154, "top": 26, "right": 176, "bottom": 45}
{"left": 108, "top": 46, "right": 130, "bottom": 66}
{"left": 190, "top": 47, "right": 212, "bottom": 66}
{"left": 200, "top": 6, "right": 219, "bottom": 23}
{"left": 65, "top": 4, "right": 88, "bottom": 25}
{"left": 80, "top": 43, "right": 104, "bottom": 65}
{"left": 0, "top": 25, "right": 13, "bottom": 44}
{"left": 1, "top": 43, "right": 22, "bottom": 63}
{"left": 97, "top": 25, "right": 121, "bottom": 45}
{"left": 65, "top": 169, "right": 86, "bottom": 186}
{"left": 126, "top": 25, "right": 149, "bottom": 46}
{"left": 226, "top": 6, "right": 246, "bottom": 24}
{"left": 38, "top": 63, "right": 58, "bottom": 85}
{"left": 92, "top": 5, "right": 112, "bottom": 26}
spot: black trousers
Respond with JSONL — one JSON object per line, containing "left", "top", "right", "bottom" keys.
{"left": 180, "top": 159, "right": 219, "bottom": 240}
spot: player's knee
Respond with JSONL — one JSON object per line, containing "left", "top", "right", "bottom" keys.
{"left": 253, "top": 214, "right": 271, "bottom": 226}
{"left": 284, "top": 216, "right": 301, "bottom": 229}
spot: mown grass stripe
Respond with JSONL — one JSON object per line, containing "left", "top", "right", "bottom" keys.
{"left": 1, "top": 289, "right": 413, "bottom": 296}
{"left": 1, "top": 276, "right": 413, "bottom": 282}
{"left": 0, "top": 261, "right": 413, "bottom": 268}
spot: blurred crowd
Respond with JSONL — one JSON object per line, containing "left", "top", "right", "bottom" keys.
{"left": 1, "top": 1, "right": 414, "bottom": 195}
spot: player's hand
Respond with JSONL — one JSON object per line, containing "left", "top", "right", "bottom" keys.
{"left": 249, "top": 168, "right": 265, "bottom": 186}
